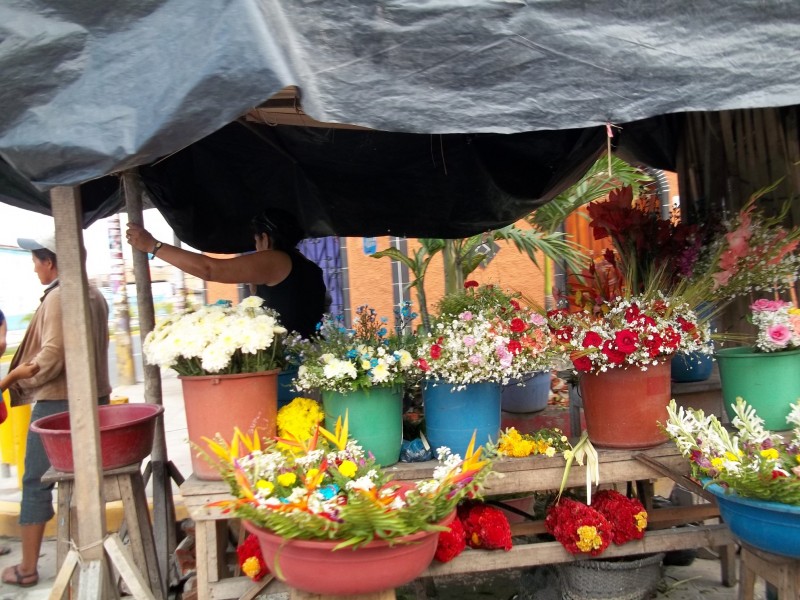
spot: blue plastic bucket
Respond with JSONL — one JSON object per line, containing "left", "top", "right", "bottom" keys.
{"left": 278, "top": 367, "right": 299, "bottom": 409}
{"left": 422, "top": 381, "right": 501, "bottom": 454}
{"left": 671, "top": 351, "right": 714, "bottom": 383}
{"left": 501, "top": 371, "right": 551, "bottom": 413}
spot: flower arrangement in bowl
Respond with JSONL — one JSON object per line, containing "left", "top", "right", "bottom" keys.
{"left": 143, "top": 296, "right": 287, "bottom": 375}
{"left": 665, "top": 397, "right": 800, "bottom": 557}
{"left": 291, "top": 303, "right": 420, "bottom": 466}
{"left": 205, "top": 419, "right": 494, "bottom": 595}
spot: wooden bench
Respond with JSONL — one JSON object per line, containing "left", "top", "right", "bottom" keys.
{"left": 180, "top": 443, "right": 735, "bottom": 600}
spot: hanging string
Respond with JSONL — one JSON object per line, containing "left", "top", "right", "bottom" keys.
{"left": 605, "top": 122, "right": 621, "bottom": 176}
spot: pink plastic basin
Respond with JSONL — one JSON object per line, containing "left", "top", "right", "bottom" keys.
{"left": 31, "top": 403, "right": 164, "bottom": 472}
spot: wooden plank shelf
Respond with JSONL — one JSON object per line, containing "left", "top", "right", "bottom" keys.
{"left": 180, "top": 441, "right": 735, "bottom": 600}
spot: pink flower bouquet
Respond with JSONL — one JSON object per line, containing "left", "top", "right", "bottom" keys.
{"left": 750, "top": 299, "right": 800, "bottom": 352}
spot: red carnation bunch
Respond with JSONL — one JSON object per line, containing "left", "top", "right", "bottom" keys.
{"left": 236, "top": 534, "right": 269, "bottom": 581}
{"left": 591, "top": 489, "right": 648, "bottom": 545}
{"left": 434, "top": 501, "right": 513, "bottom": 562}
{"left": 458, "top": 501, "right": 513, "bottom": 551}
{"left": 545, "top": 498, "right": 612, "bottom": 556}
{"left": 434, "top": 515, "right": 466, "bottom": 562}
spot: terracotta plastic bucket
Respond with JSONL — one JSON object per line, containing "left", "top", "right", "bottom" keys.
{"left": 180, "top": 370, "right": 279, "bottom": 480}
{"left": 579, "top": 360, "right": 671, "bottom": 449}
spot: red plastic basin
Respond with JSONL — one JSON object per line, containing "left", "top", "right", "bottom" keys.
{"left": 31, "top": 403, "right": 164, "bottom": 472}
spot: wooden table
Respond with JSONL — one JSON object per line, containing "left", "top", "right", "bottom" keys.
{"left": 180, "top": 442, "right": 735, "bottom": 600}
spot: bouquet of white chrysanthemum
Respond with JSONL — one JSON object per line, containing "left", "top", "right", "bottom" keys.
{"left": 143, "top": 296, "right": 287, "bottom": 375}
{"left": 292, "top": 304, "right": 419, "bottom": 394}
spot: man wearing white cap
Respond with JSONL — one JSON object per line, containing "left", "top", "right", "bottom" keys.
{"left": 0, "top": 230, "right": 111, "bottom": 588}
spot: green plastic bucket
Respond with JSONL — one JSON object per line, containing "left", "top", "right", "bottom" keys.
{"left": 715, "top": 346, "right": 800, "bottom": 430}
{"left": 322, "top": 386, "right": 403, "bottom": 466}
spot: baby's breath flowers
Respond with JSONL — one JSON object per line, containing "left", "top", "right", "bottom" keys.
{"left": 143, "top": 296, "right": 287, "bottom": 375}
{"left": 205, "top": 418, "right": 494, "bottom": 548}
{"left": 665, "top": 398, "right": 800, "bottom": 505}
{"left": 417, "top": 284, "right": 557, "bottom": 388}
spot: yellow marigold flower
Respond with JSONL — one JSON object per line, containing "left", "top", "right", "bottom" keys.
{"left": 255, "top": 479, "right": 274, "bottom": 494}
{"left": 576, "top": 525, "right": 603, "bottom": 552}
{"left": 277, "top": 472, "right": 297, "bottom": 487}
{"left": 536, "top": 440, "right": 549, "bottom": 455}
{"left": 725, "top": 451, "right": 740, "bottom": 462}
{"left": 338, "top": 460, "right": 358, "bottom": 478}
{"left": 277, "top": 397, "right": 324, "bottom": 441}
{"left": 760, "top": 448, "right": 780, "bottom": 460}
{"left": 634, "top": 511, "right": 648, "bottom": 531}
{"left": 242, "top": 556, "right": 262, "bottom": 579}
{"left": 711, "top": 457, "right": 725, "bottom": 469}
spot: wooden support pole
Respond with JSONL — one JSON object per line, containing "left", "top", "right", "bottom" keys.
{"left": 50, "top": 186, "right": 115, "bottom": 598}
{"left": 122, "top": 169, "right": 177, "bottom": 595}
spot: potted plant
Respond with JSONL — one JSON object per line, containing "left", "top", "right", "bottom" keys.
{"left": 714, "top": 299, "right": 800, "bottom": 430}
{"left": 143, "top": 295, "right": 287, "bottom": 479}
{"left": 549, "top": 293, "right": 710, "bottom": 448}
{"left": 290, "top": 303, "right": 420, "bottom": 466}
{"left": 204, "top": 422, "right": 494, "bottom": 596}
{"left": 665, "top": 397, "right": 800, "bottom": 558}
{"left": 417, "top": 282, "right": 557, "bottom": 452}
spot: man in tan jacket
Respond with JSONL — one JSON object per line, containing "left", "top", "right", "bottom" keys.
{"left": 0, "top": 230, "right": 111, "bottom": 588}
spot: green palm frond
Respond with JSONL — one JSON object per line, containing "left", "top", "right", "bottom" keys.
{"left": 529, "top": 156, "right": 652, "bottom": 233}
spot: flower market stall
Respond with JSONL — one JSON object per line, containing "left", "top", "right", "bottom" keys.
{"left": 0, "top": 3, "right": 799, "bottom": 599}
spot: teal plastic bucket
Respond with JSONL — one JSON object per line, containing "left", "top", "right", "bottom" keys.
{"left": 715, "top": 346, "right": 800, "bottom": 430}
{"left": 423, "top": 381, "right": 501, "bottom": 454}
{"left": 322, "top": 386, "right": 403, "bottom": 466}
{"left": 501, "top": 371, "right": 551, "bottom": 413}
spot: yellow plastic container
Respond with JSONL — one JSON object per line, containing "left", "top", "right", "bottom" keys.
{"left": 0, "top": 389, "right": 31, "bottom": 488}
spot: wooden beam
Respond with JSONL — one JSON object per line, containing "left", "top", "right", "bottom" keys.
{"left": 50, "top": 187, "right": 107, "bottom": 562}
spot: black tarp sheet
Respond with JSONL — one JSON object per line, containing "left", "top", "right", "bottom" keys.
{"left": 1, "top": 1, "right": 798, "bottom": 244}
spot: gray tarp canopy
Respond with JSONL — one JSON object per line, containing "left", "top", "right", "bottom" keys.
{"left": 1, "top": 1, "right": 799, "bottom": 249}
